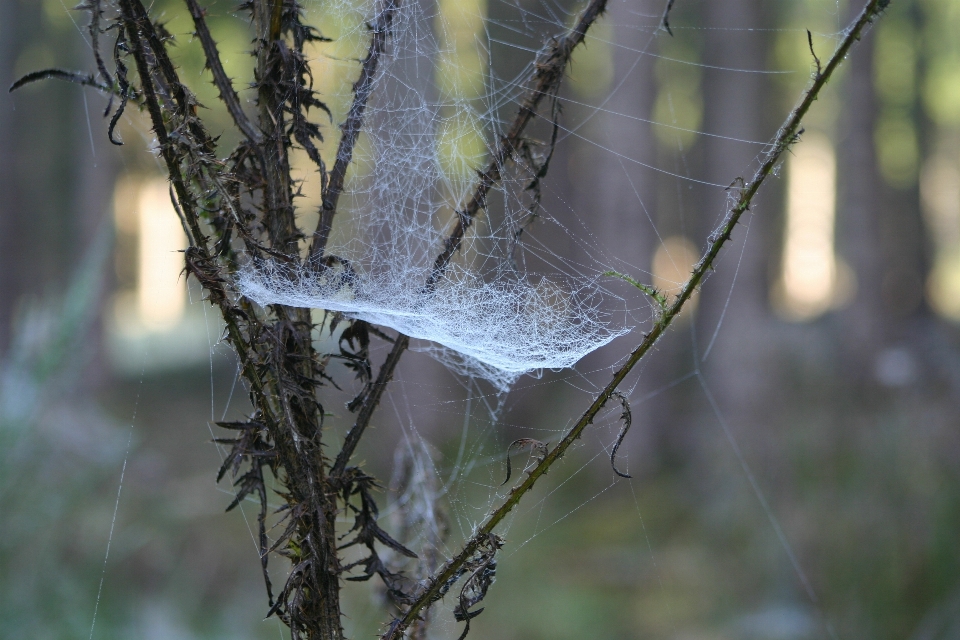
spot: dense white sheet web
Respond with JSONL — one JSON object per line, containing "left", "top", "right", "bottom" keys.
{"left": 235, "top": 0, "right": 631, "bottom": 389}
{"left": 239, "top": 261, "right": 627, "bottom": 389}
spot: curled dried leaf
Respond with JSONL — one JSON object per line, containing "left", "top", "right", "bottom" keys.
{"left": 501, "top": 438, "right": 548, "bottom": 486}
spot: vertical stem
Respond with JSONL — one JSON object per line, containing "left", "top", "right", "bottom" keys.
{"left": 251, "top": 2, "right": 344, "bottom": 637}
{"left": 255, "top": 0, "right": 297, "bottom": 253}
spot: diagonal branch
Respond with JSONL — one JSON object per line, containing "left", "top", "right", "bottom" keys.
{"left": 118, "top": 0, "right": 278, "bottom": 427}
{"left": 331, "top": 334, "right": 410, "bottom": 481}
{"left": 118, "top": 0, "right": 207, "bottom": 250}
{"left": 328, "top": 0, "right": 611, "bottom": 478}
{"left": 424, "top": 0, "right": 609, "bottom": 292}
{"left": 184, "top": 0, "right": 263, "bottom": 144}
{"left": 81, "top": 0, "right": 114, "bottom": 88}
{"left": 309, "top": 0, "right": 400, "bottom": 260}
{"left": 381, "top": 1, "right": 888, "bottom": 636}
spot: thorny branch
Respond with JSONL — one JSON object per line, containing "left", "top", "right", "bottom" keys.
{"left": 380, "top": 0, "right": 888, "bottom": 636}
{"left": 331, "top": 334, "right": 410, "bottom": 481}
{"left": 113, "top": 0, "right": 348, "bottom": 637}
{"left": 185, "top": 0, "right": 263, "bottom": 144}
{"left": 16, "top": 2, "right": 354, "bottom": 637}
{"left": 310, "top": 0, "right": 400, "bottom": 260}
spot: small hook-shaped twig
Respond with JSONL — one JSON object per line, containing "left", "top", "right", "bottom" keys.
{"left": 604, "top": 270, "right": 668, "bottom": 316}
{"left": 501, "top": 438, "right": 548, "bottom": 486}
{"left": 807, "top": 30, "right": 823, "bottom": 79}
{"left": 660, "top": 0, "right": 677, "bottom": 36}
{"left": 609, "top": 391, "right": 633, "bottom": 478}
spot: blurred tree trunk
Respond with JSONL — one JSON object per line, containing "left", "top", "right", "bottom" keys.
{"left": 573, "top": 0, "right": 659, "bottom": 470}
{"left": 588, "top": 0, "right": 656, "bottom": 277}
{"left": 1, "top": 3, "right": 113, "bottom": 383}
{"left": 835, "top": 16, "right": 886, "bottom": 376}
{"left": 0, "top": 0, "right": 25, "bottom": 355}
{"left": 836, "top": 2, "right": 929, "bottom": 375}
{"left": 695, "top": 0, "right": 777, "bottom": 432}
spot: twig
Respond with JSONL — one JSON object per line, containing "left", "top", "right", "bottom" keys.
{"left": 184, "top": 0, "right": 263, "bottom": 144}
{"left": 81, "top": 0, "right": 115, "bottom": 88}
{"left": 807, "top": 30, "right": 823, "bottom": 79}
{"left": 609, "top": 391, "right": 632, "bottom": 479}
{"left": 510, "top": 95, "right": 561, "bottom": 265}
{"left": 604, "top": 270, "right": 668, "bottom": 314}
{"left": 500, "top": 439, "right": 548, "bottom": 486}
{"left": 380, "top": 1, "right": 887, "bottom": 635}
{"left": 108, "top": 26, "right": 132, "bottom": 146}
{"left": 8, "top": 68, "right": 113, "bottom": 94}
{"left": 660, "top": 0, "right": 677, "bottom": 36}
{"left": 310, "top": 0, "right": 400, "bottom": 260}
{"left": 331, "top": 334, "right": 410, "bottom": 480}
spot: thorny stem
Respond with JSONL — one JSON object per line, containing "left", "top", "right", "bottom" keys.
{"left": 382, "top": 0, "right": 888, "bottom": 635}
{"left": 122, "top": 0, "right": 346, "bottom": 636}
{"left": 117, "top": 0, "right": 207, "bottom": 250}
{"left": 185, "top": 0, "right": 263, "bottom": 144}
{"left": 310, "top": 0, "right": 400, "bottom": 260}
{"left": 119, "top": 0, "right": 294, "bottom": 602}
{"left": 309, "top": 0, "right": 410, "bottom": 490}
{"left": 255, "top": 0, "right": 297, "bottom": 252}
{"left": 118, "top": 0, "right": 277, "bottom": 421}
{"left": 331, "top": 334, "right": 410, "bottom": 481}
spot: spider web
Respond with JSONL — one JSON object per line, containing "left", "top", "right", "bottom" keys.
{"left": 235, "top": 0, "right": 639, "bottom": 391}
{"left": 229, "top": 0, "right": 851, "bottom": 637}
{"left": 52, "top": 0, "right": 861, "bottom": 636}
{"left": 218, "top": 1, "right": 859, "bottom": 638}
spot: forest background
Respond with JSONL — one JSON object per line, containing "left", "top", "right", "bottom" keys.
{"left": 2, "top": 0, "right": 960, "bottom": 638}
